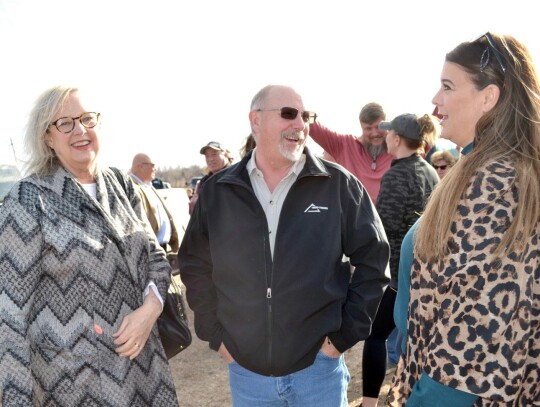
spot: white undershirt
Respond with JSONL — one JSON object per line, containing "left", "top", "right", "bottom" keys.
{"left": 81, "top": 183, "right": 97, "bottom": 197}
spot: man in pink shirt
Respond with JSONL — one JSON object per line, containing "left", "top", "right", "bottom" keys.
{"left": 309, "top": 103, "right": 393, "bottom": 203}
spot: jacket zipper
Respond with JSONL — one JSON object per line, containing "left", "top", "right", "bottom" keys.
{"left": 263, "top": 236, "right": 273, "bottom": 373}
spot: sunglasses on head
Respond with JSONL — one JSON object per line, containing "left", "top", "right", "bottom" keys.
{"left": 257, "top": 107, "right": 317, "bottom": 124}
{"left": 477, "top": 32, "right": 507, "bottom": 74}
{"left": 433, "top": 164, "right": 448, "bottom": 170}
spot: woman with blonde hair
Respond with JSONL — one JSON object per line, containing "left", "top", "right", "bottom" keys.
{"left": 0, "top": 86, "right": 178, "bottom": 405}
{"left": 429, "top": 149, "right": 455, "bottom": 179}
{"left": 390, "top": 33, "right": 540, "bottom": 406}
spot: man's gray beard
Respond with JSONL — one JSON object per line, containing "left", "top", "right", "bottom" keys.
{"left": 278, "top": 131, "right": 305, "bottom": 162}
{"left": 278, "top": 142, "right": 303, "bottom": 162}
{"left": 366, "top": 143, "right": 386, "bottom": 157}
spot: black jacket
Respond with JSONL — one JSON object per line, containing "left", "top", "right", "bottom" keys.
{"left": 376, "top": 153, "right": 439, "bottom": 284}
{"left": 179, "top": 148, "right": 390, "bottom": 376}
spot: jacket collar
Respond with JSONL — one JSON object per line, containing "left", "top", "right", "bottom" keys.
{"left": 37, "top": 165, "right": 118, "bottom": 217}
{"left": 390, "top": 152, "right": 422, "bottom": 167}
{"left": 218, "top": 146, "right": 330, "bottom": 188}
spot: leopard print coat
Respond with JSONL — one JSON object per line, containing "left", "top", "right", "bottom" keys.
{"left": 389, "top": 158, "right": 540, "bottom": 406}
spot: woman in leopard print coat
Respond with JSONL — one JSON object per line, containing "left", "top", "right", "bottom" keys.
{"left": 389, "top": 33, "right": 540, "bottom": 406}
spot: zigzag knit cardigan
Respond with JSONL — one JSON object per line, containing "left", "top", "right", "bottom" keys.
{"left": 0, "top": 166, "right": 178, "bottom": 406}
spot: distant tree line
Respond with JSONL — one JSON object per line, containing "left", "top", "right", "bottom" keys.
{"left": 156, "top": 165, "right": 205, "bottom": 188}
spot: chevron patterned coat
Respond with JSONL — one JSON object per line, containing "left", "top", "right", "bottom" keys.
{"left": 0, "top": 166, "right": 178, "bottom": 406}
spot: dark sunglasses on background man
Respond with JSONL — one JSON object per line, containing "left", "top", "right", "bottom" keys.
{"left": 257, "top": 107, "right": 317, "bottom": 124}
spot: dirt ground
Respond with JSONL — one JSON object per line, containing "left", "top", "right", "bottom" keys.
{"left": 169, "top": 276, "right": 393, "bottom": 407}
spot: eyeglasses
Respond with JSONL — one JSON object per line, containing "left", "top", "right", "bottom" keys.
{"left": 477, "top": 32, "right": 506, "bottom": 74}
{"left": 256, "top": 107, "right": 317, "bottom": 124}
{"left": 433, "top": 164, "right": 448, "bottom": 170}
{"left": 142, "top": 162, "right": 156, "bottom": 168}
{"left": 49, "top": 112, "right": 100, "bottom": 134}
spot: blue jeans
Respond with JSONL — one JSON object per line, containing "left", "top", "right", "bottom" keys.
{"left": 228, "top": 351, "right": 350, "bottom": 407}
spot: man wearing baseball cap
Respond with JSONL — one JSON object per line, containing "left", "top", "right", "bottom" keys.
{"left": 189, "top": 141, "right": 233, "bottom": 214}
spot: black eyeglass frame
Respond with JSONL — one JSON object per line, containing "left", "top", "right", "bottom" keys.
{"left": 478, "top": 32, "right": 507, "bottom": 74}
{"left": 48, "top": 112, "right": 101, "bottom": 134}
{"left": 256, "top": 107, "right": 318, "bottom": 124}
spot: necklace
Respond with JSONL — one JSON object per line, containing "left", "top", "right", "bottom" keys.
{"left": 371, "top": 153, "right": 377, "bottom": 171}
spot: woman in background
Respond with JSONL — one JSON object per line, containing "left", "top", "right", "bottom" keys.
{"left": 361, "top": 113, "right": 438, "bottom": 407}
{"left": 429, "top": 149, "right": 455, "bottom": 179}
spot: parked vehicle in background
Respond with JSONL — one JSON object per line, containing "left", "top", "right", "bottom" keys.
{"left": 0, "top": 164, "right": 21, "bottom": 205}
{"left": 188, "top": 176, "right": 203, "bottom": 190}
{"left": 152, "top": 177, "right": 171, "bottom": 189}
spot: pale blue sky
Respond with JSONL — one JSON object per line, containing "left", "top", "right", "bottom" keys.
{"left": 1, "top": 0, "right": 538, "bottom": 170}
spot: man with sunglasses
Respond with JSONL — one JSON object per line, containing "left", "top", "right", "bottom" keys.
{"left": 309, "top": 103, "right": 394, "bottom": 203}
{"left": 179, "top": 84, "right": 390, "bottom": 406}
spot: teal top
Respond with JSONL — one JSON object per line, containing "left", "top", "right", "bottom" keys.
{"left": 461, "top": 142, "right": 474, "bottom": 156}
{"left": 395, "top": 142, "right": 478, "bottom": 406}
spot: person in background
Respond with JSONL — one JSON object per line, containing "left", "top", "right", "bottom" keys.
{"left": 312, "top": 104, "right": 404, "bottom": 375}
{"left": 421, "top": 114, "right": 441, "bottom": 163}
{"left": 322, "top": 150, "right": 337, "bottom": 162}
{"left": 429, "top": 149, "right": 456, "bottom": 179}
{"left": 240, "top": 133, "right": 257, "bottom": 158}
{"left": 188, "top": 141, "right": 232, "bottom": 214}
{"left": 309, "top": 102, "right": 393, "bottom": 203}
{"left": 360, "top": 114, "right": 439, "bottom": 407}
{"left": 179, "top": 84, "right": 390, "bottom": 407}
{"left": 130, "top": 153, "right": 179, "bottom": 256}
{"left": 0, "top": 86, "right": 178, "bottom": 405}
{"left": 390, "top": 32, "right": 540, "bottom": 406}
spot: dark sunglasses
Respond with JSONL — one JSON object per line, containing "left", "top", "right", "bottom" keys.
{"left": 433, "top": 164, "right": 448, "bottom": 170}
{"left": 257, "top": 107, "right": 317, "bottom": 124}
{"left": 477, "top": 32, "right": 506, "bottom": 74}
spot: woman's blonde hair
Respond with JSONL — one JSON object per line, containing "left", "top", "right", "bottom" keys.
{"left": 23, "top": 85, "right": 78, "bottom": 176}
{"left": 416, "top": 33, "right": 540, "bottom": 261}
{"left": 430, "top": 150, "right": 455, "bottom": 166}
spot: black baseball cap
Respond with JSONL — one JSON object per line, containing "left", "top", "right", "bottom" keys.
{"left": 379, "top": 113, "right": 421, "bottom": 140}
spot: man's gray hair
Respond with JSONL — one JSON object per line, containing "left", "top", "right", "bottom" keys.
{"left": 250, "top": 85, "right": 275, "bottom": 111}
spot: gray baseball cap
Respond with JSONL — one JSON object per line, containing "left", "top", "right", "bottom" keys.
{"left": 200, "top": 141, "right": 225, "bottom": 154}
{"left": 378, "top": 113, "right": 421, "bottom": 140}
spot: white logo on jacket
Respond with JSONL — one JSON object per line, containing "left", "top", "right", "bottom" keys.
{"left": 304, "top": 203, "right": 328, "bottom": 213}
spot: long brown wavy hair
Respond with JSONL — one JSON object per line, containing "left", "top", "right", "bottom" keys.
{"left": 416, "top": 33, "right": 540, "bottom": 262}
